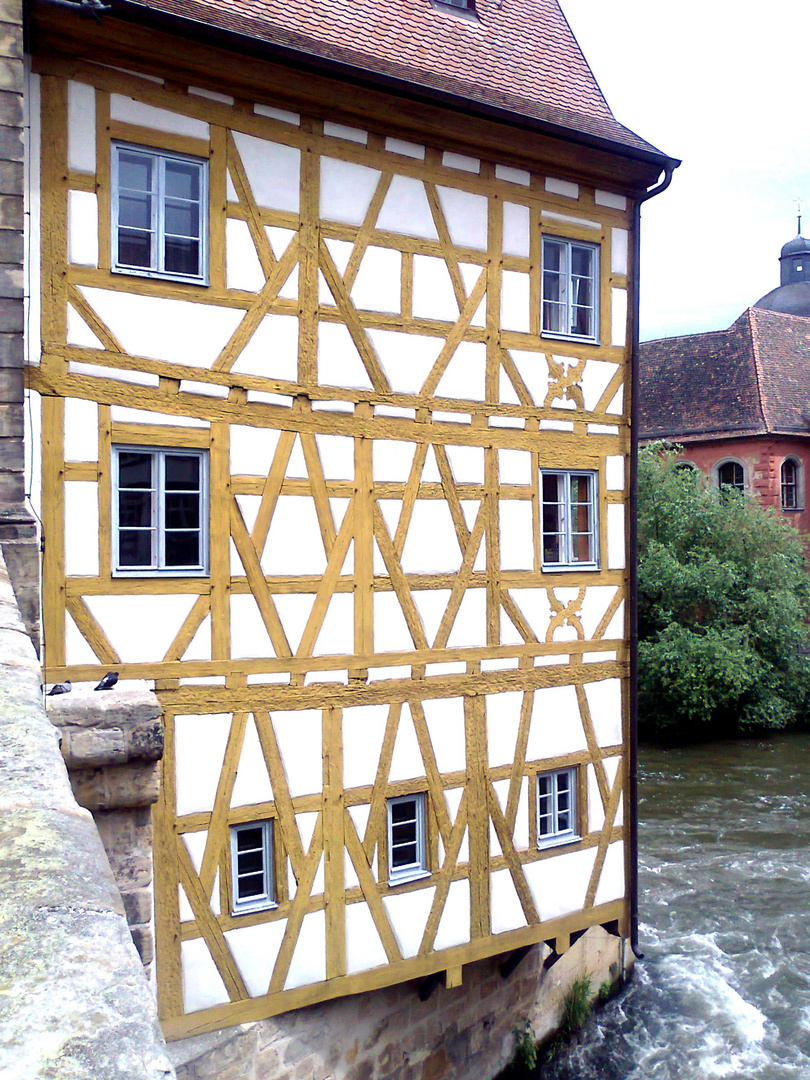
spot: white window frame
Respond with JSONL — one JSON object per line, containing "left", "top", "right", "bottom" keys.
{"left": 781, "top": 457, "right": 803, "bottom": 511}
{"left": 112, "top": 446, "right": 209, "bottom": 577}
{"left": 540, "top": 470, "right": 599, "bottom": 570}
{"left": 715, "top": 458, "right": 745, "bottom": 494}
{"left": 111, "top": 142, "right": 209, "bottom": 284}
{"left": 541, "top": 236, "right": 600, "bottom": 343}
{"left": 537, "top": 767, "right": 579, "bottom": 849}
{"left": 387, "top": 793, "right": 429, "bottom": 885}
{"left": 230, "top": 820, "right": 276, "bottom": 916}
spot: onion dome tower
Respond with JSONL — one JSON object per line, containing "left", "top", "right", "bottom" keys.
{"left": 754, "top": 213, "right": 810, "bottom": 315}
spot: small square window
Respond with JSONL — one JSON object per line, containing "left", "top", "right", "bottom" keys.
{"left": 230, "top": 821, "right": 276, "bottom": 915}
{"left": 387, "top": 793, "right": 428, "bottom": 884}
{"left": 537, "top": 767, "right": 579, "bottom": 848}
{"left": 113, "top": 446, "right": 208, "bottom": 575}
{"left": 541, "top": 470, "right": 598, "bottom": 569}
{"left": 542, "top": 237, "right": 599, "bottom": 342}
{"left": 112, "top": 143, "right": 208, "bottom": 283}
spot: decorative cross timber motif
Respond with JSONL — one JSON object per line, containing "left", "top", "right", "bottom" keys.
{"left": 544, "top": 354, "right": 585, "bottom": 410}
{"left": 546, "top": 587, "right": 586, "bottom": 643}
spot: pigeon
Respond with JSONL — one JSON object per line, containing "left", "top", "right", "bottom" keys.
{"left": 94, "top": 671, "right": 119, "bottom": 691}
{"left": 46, "top": 680, "right": 72, "bottom": 696}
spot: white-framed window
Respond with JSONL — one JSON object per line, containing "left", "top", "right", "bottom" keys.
{"left": 537, "top": 767, "right": 579, "bottom": 848}
{"left": 387, "top": 793, "right": 428, "bottom": 884}
{"left": 112, "top": 143, "right": 208, "bottom": 283}
{"left": 542, "top": 236, "right": 599, "bottom": 342}
{"left": 541, "top": 470, "right": 599, "bottom": 569}
{"left": 112, "top": 446, "right": 208, "bottom": 575}
{"left": 781, "top": 458, "right": 803, "bottom": 510}
{"left": 716, "top": 459, "right": 744, "bottom": 493}
{"left": 230, "top": 821, "right": 275, "bottom": 915}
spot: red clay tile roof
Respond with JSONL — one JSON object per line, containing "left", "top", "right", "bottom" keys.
{"left": 639, "top": 309, "right": 810, "bottom": 441}
{"left": 119, "top": 0, "right": 663, "bottom": 156}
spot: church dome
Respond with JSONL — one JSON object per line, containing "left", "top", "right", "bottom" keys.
{"left": 754, "top": 228, "right": 810, "bottom": 315}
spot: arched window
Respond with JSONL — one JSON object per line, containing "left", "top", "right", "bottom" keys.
{"left": 717, "top": 461, "right": 744, "bottom": 492}
{"left": 781, "top": 458, "right": 802, "bottom": 510}
{"left": 675, "top": 461, "right": 698, "bottom": 473}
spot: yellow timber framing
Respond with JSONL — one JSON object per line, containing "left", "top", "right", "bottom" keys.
{"left": 29, "top": 16, "right": 639, "bottom": 1037}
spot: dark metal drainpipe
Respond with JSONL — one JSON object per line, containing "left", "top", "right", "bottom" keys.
{"left": 628, "top": 163, "right": 676, "bottom": 959}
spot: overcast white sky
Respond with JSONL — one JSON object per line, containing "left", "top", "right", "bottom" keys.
{"left": 559, "top": 1, "right": 810, "bottom": 341}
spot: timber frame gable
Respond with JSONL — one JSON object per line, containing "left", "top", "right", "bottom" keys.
{"left": 25, "top": 0, "right": 673, "bottom": 1040}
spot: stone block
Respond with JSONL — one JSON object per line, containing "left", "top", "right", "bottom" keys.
{"left": 0, "top": 227, "right": 21, "bottom": 264}
{"left": 62, "top": 723, "right": 129, "bottom": 767}
{"left": 0, "top": 400, "right": 22, "bottom": 435}
{"left": 0, "top": 193, "right": 21, "bottom": 229}
{"left": 70, "top": 760, "right": 161, "bottom": 810}
{"left": 0, "top": 142, "right": 22, "bottom": 189}
{"left": 129, "top": 923, "right": 154, "bottom": 966}
{"left": 0, "top": 263, "right": 22, "bottom": 298}
{"left": 0, "top": 57, "right": 23, "bottom": 94}
{"left": 0, "top": 1, "right": 22, "bottom": 23}
{"left": 0, "top": 25, "right": 22, "bottom": 62}
{"left": 121, "top": 886, "right": 152, "bottom": 927}
{"left": 0, "top": 294, "right": 21, "bottom": 333}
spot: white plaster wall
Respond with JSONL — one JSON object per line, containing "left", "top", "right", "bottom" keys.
{"left": 499, "top": 448, "right": 532, "bottom": 485}
{"left": 445, "top": 588, "right": 487, "bottom": 649}
{"left": 272, "top": 710, "right": 323, "bottom": 797}
{"left": 317, "top": 323, "right": 372, "bottom": 390}
{"left": 412, "top": 255, "right": 457, "bottom": 323}
{"left": 501, "top": 271, "right": 531, "bottom": 333}
{"left": 64, "top": 397, "right": 98, "bottom": 461}
{"left": 67, "top": 80, "right": 95, "bottom": 172}
{"left": 66, "top": 304, "right": 103, "bottom": 350}
{"left": 607, "top": 504, "right": 626, "bottom": 570}
{"left": 422, "top": 697, "right": 466, "bottom": 774}
{"left": 508, "top": 589, "right": 552, "bottom": 643}
{"left": 84, "top": 594, "right": 198, "bottom": 663}
{"left": 605, "top": 455, "right": 624, "bottom": 491}
{"left": 346, "top": 902, "right": 389, "bottom": 974}
{"left": 350, "top": 247, "right": 401, "bottom": 314}
{"left": 595, "top": 190, "right": 627, "bottom": 210}
{"left": 366, "top": 329, "right": 442, "bottom": 395}
{"left": 508, "top": 349, "right": 549, "bottom": 406}
{"left": 224, "top": 921, "right": 287, "bottom": 997}
{"left": 490, "top": 868, "right": 528, "bottom": 935}
{"left": 446, "top": 444, "right": 484, "bottom": 484}
{"left": 68, "top": 190, "right": 99, "bottom": 267}
{"left": 232, "top": 312, "right": 298, "bottom": 382}
{"left": 436, "top": 185, "right": 488, "bottom": 250}
{"left": 343, "top": 704, "right": 389, "bottom": 790}
{"left": 411, "top": 589, "right": 451, "bottom": 646}
{"left": 231, "top": 132, "right": 299, "bottom": 213}
{"left": 611, "top": 229, "right": 629, "bottom": 275}
{"left": 110, "top": 95, "right": 209, "bottom": 138}
{"left": 24, "top": 69, "right": 42, "bottom": 371}
{"left": 523, "top": 848, "right": 597, "bottom": 922}
{"left": 584, "top": 679, "right": 622, "bottom": 747}
{"left": 230, "top": 714, "right": 274, "bottom": 807}
{"left": 284, "top": 910, "right": 326, "bottom": 989}
{"left": 611, "top": 288, "right": 628, "bottom": 348}
{"left": 314, "top": 434, "right": 354, "bottom": 480}
{"left": 433, "top": 879, "right": 470, "bottom": 950}
{"left": 503, "top": 202, "right": 530, "bottom": 258}
{"left": 64, "top": 481, "right": 99, "bottom": 576}
{"left": 578, "top": 359, "right": 618, "bottom": 413}
{"left": 79, "top": 287, "right": 244, "bottom": 368}
{"left": 526, "top": 685, "right": 586, "bottom": 760}
{"left": 545, "top": 177, "right": 578, "bottom": 199}
{"left": 578, "top": 586, "right": 619, "bottom": 640}
{"left": 388, "top": 704, "right": 425, "bottom": 783}
{"left": 588, "top": 765, "right": 604, "bottom": 832}
{"left": 495, "top": 164, "right": 530, "bottom": 187}
{"left": 433, "top": 341, "right": 486, "bottom": 401}
{"left": 593, "top": 841, "right": 625, "bottom": 906}
{"left": 320, "top": 158, "right": 380, "bottom": 225}
{"left": 499, "top": 501, "right": 534, "bottom": 570}
{"left": 311, "top": 593, "right": 354, "bottom": 656}
{"left": 376, "top": 176, "right": 437, "bottom": 239}
{"left": 226, "top": 218, "right": 264, "bottom": 292}
{"left": 262, "top": 496, "right": 327, "bottom": 577}
{"left": 65, "top": 612, "right": 98, "bottom": 666}
{"left": 385, "top": 138, "right": 424, "bottom": 160}
{"left": 229, "top": 594, "right": 274, "bottom": 658}
{"left": 254, "top": 103, "right": 299, "bottom": 125}
{"left": 442, "top": 152, "right": 479, "bottom": 173}
{"left": 400, "top": 501, "right": 462, "bottom": 573}
{"left": 323, "top": 121, "right": 367, "bottom": 145}
{"left": 382, "top": 887, "right": 435, "bottom": 959}
{"left": 182, "top": 938, "right": 230, "bottom": 1013}
{"left": 486, "top": 691, "right": 522, "bottom": 769}
{"left": 373, "top": 591, "right": 416, "bottom": 653}
{"left": 110, "top": 407, "right": 209, "bottom": 428}
{"left": 175, "top": 713, "right": 232, "bottom": 816}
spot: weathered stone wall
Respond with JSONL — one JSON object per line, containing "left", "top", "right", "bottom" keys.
{"left": 0, "top": 0, "right": 38, "bottom": 647}
{"left": 170, "top": 926, "right": 629, "bottom": 1080}
{"left": 0, "top": 548, "right": 175, "bottom": 1080}
{"left": 47, "top": 684, "right": 165, "bottom": 971}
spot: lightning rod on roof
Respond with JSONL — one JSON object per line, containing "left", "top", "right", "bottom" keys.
{"left": 797, "top": 197, "right": 802, "bottom": 237}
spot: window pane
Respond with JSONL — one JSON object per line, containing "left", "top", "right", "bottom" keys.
{"left": 238, "top": 849, "right": 264, "bottom": 876}
{"left": 164, "top": 531, "right": 200, "bottom": 567}
{"left": 118, "top": 229, "right": 153, "bottom": 269}
{"left": 571, "top": 245, "right": 593, "bottom": 278}
{"left": 237, "top": 826, "right": 264, "bottom": 852}
{"left": 119, "top": 529, "right": 153, "bottom": 567}
{"left": 165, "top": 199, "right": 200, "bottom": 239}
{"left": 392, "top": 820, "right": 417, "bottom": 846}
{"left": 119, "top": 192, "right": 152, "bottom": 230}
{"left": 165, "top": 493, "right": 200, "bottom": 530}
{"left": 118, "top": 451, "right": 153, "bottom": 489}
{"left": 119, "top": 152, "right": 153, "bottom": 192}
{"left": 543, "top": 240, "right": 563, "bottom": 273}
{"left": 119, "top": 490, "right": 152, "bottom": 528}
{"left": 391, "top": 800, "right": 416, "bottom": 825}
{"left": 164, "top": 237, "right": 200, "bottom": 276}
{"left": 165, "top": 160, "right": 200, "bottom": 201}
{"left": 238, "top": 873, "right": 265, "bottom": 899}
{"left": 392, "top": 842, "right": 418, "bottom": 868}
{"left": 165, "top": 455, "right": 200, "bottom": 490}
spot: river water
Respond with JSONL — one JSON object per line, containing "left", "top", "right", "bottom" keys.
{"left": 544, "top": 733, "right": 810, "bottom": 1079}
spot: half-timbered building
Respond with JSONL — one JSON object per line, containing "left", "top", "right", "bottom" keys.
{"left": 23, "top": 0, "right": 676, "bottom": 1044}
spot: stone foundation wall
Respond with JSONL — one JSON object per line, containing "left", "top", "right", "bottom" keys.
{"left": 170, "top": 926, "right": 630, "bottom": 1080}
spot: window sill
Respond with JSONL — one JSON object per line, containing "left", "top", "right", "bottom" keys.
{"left": 541, "top": 563, "right": 601, "bottom": 573}
{"left": 541, "top": 330, "right": 599, "bottom": 346}
{"left": 113, "top": 568, "right": 209, "bottom": 578}
{"left": 537, "top": 833, "right": 580, "bottom": 852}
{"left": 231, "top": 899, "right": 278, "bottom": 917}
{"left": 111, "top": 265, "right": 210, "bottom": 288}
{"left": 782, "top": 507, "right": 804, "bottom": 513}
{"left": 387, "top": 869, "right": 432, "bottom": 889}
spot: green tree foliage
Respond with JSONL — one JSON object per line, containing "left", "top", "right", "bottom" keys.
{"left": 638, "top": 445, "right": 810, "bottom": 737}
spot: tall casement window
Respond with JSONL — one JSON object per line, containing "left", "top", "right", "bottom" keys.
{"left": 537, "top": 767, "right": 579, "bottom": 848}
{"left": 717, "top": 460, "right": 744, "bottom": 493}
{"left": 387, "top": 793, "right": 428, "bottom": 884}
{"left": 541, "top": 470, "right": 598, "bottom": 569}
{"left": 112, "top": 447, "right": 208, "bottom": 575}
{"left": 112, "top": 144, "right": 208, "bottom": 282}
{"left": 230, "top": 821, "right": 275, "bottom": 915}
{"left": 542, "top": 237, "right": 599, "bottom": 342}
{"left": 781, "top": 458, "right": 802, "bottom": 510}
